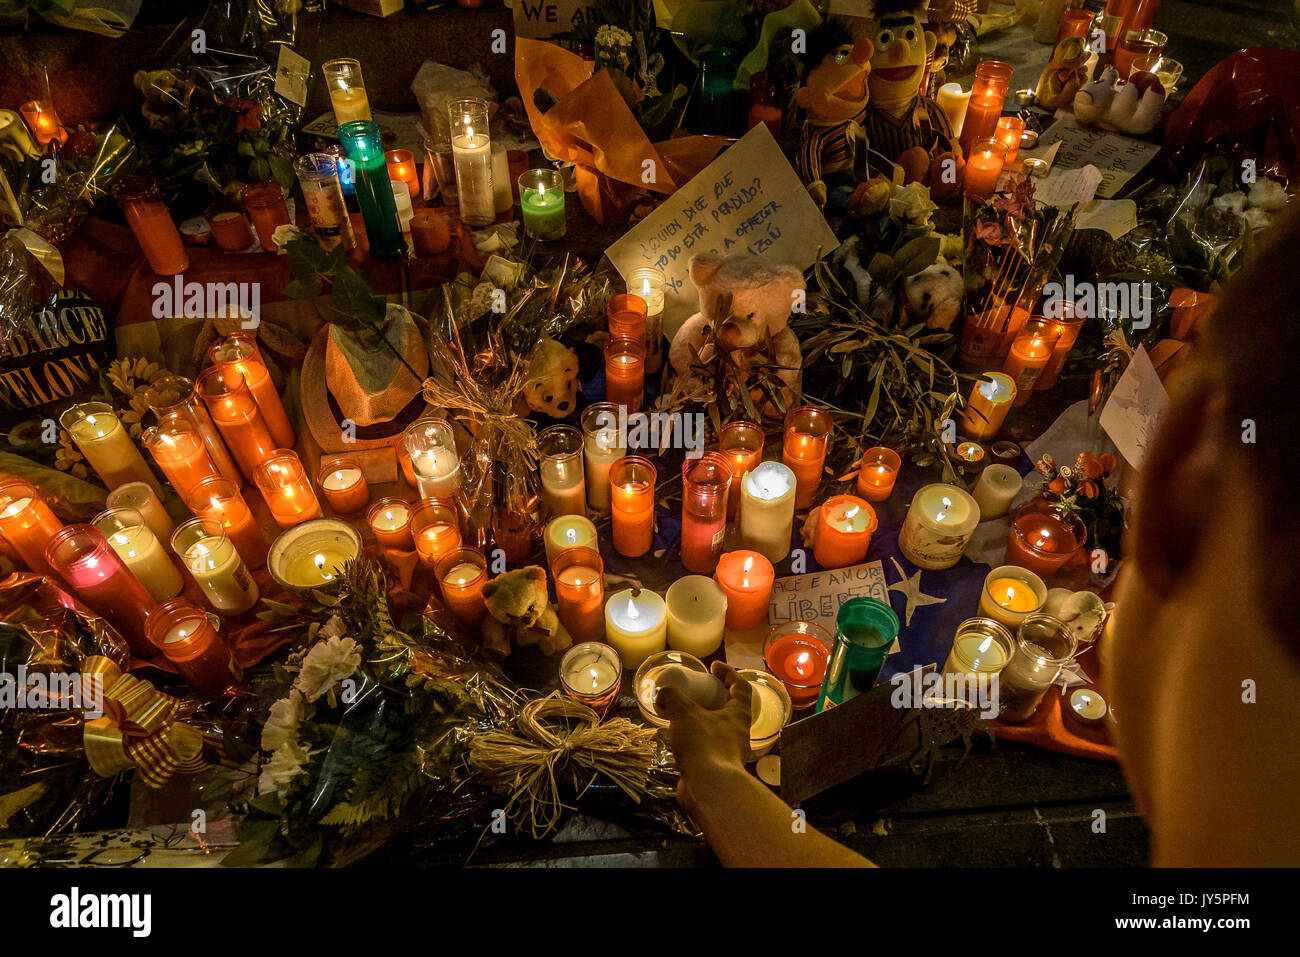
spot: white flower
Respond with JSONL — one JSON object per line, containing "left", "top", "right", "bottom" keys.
{"left": 1211, "top": 191, "right": 1248, "bottom": 216}
{"left": 889, "top": 182, "right": 936, "bottom": 230}
{"left": 258, "top": 740, "right": 311, "bottom": 798}
{"left": 261, "top": 692, "right": 304, "bottom": 752}
{"left": 294, "top": 634, "right": 362, "bottom": 702}
{"left": 1247, "top": 178, "right": 1288, "bottom": 212}
{"left": 1244, "top": 207, "right": 1273, "bottom": 230}
{"left": 318, "top": 614, "right": 346, "bottom": 641}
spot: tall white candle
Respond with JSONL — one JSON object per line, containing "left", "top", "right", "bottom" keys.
{"left": 739, "top": 461, "right": 796, "bottom": 563}
{"left": 174, "top": 523, "right": 259, "bottom": 615}
{"left": 62, "top": 404, "right": 163, "bottom": 495}
{"left": 582, "top": 412, "right": 626, "bottom": 512}
{"left": 491, "top": 143, "right": 513, "bottom": 214}
{"left": 450, "top": 99, "right": 495, "bottom": 227}
{"left": 936, "top": 83, "right": 971, "bottom": 138}
{"left": 604, "top": 588, "right": 667, "bottom": 669}
{"left": 665, "top": 575, "right": 728, "bottom": 658}
{"left": 544, "top": 515, "right": 597, "bottom": 569}
{"left": 540, "top": 452, "right": 586, "bottom": 518}
{"left": 102, "top": 521, "right": 184, "bottom": 601}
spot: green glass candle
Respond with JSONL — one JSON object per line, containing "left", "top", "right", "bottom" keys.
{"left": 518, "top": 168, "right": 566, "bottom": 240}
{"left": 698, "top": 49, "right": 737, "bottom": 136}
{"left": 337, "top": 120, "right": 405, "bottom": 258}
{"left": 816, "top": 597, "right": 899, "bottom": 712}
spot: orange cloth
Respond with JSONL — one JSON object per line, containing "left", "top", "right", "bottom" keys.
{"left": 992, "top": 642, "right": 1116, "bottom": 762}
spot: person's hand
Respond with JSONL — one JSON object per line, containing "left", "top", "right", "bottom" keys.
{"left": 657, "top": 661, "right": 753, "bottom": 813}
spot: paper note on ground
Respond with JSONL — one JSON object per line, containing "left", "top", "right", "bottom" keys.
{"left": 1034, "top": 164, "right": 1103, "bottom": 207}
{"left": 1100, "top": 346, "right": 1167, "bottom": 469}
{"left": 1037, "top": 114, "right": 1161, "bottom": 198}
{"left": 606, "top": 123, "right": 836, "bottom": 330}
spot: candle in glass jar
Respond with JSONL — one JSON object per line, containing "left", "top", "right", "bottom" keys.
{"left": 665, "top": 575, "right": 728, "bottom": 658}
{"left": 188, "top": 475, "right": 268, "bottom": 570}
{"left": 718, "top": 420, "right": 763, "bottom": 518}
{"left": 146, "top": 599, "right": 242, "bottom": 700}
{"left": 813, "top": 495, "right": 877, "bottom": 569}
{"left": 410, "top": 499, "right": 462, "bottom": 567}
{"left": 972, "top": 464, "right": 1023, "bottom": 518}
{"left": 106, "top": 482, "right": 175, "bottom": 546}
{"left": 680, "top": 453, "right": 732, "bottom": 574}
{"left": 241, "top": 181, "right": 291, "bottom": 253}
{"left": 607, "top": 294, "right": 648, "bottom": 345}
{"left": 581, "top": 403, "right": 626, "bottom": 511}
{"left": 403, "top": 418, "right": 462, "bottom": 499}
{"left": 19, "top": 100, "right": 66, "bottom": 146}
{"left": 959, "top": 61, "right": 1013, "bottom": 156}
{"left": 604, "top": 588, "right": 667, "bottom": 669}
{"left": 1006, "top": 501, "right": 1085, "bottom": 577}
{"left": 317, "top": 457, "right": 370, "bottom": 514}
{"left": 538, "top": 424, "right": 586, "bottom": 518}
{"left": 46, "top": 525, "right": 160, "bottom": 656}
{"left": 995, "top": 115, "right": 1025, "bottom": 165}
{"left": 559, "top": 641, "right": 622, "bottom": 712}
{"left": 206, "top": 207, "right": 256, "bottom": 252}
{"left": 604, "top": 337, "right": 645, "bottom": 411}
{"left": 714, "top": 550, "right": 775, "bottom": 630}
{"left": 978, "top": 565, "right": 1047, "bottom": 629}
{"left": 385, "top": 149, "right": 420, "bottom": 198}
{"left": 782, "top": 406, "right": 832, "bottom": 510}
{"left": 739, "top": 461, "right": 796, "bottom": 563}
{"left": 964, "top": 137, "right": 1005, "bottom": 202}
{"left": 627, "top": 266, "right": 666, "bottom": 373}
{"left": 552, "top": 546, "right": 606, "bottom": 645}
{"left": 144, "top": 374, "right": 242, "bottom": 487}
{"left": 450, "top": 98, "right": 495, "bottom": 227}
{"left": 609, "top": 456, "right": 656, "bottom": 558}
{"left": 60, "top": 403, "right": 163, "bottom": 495}
{"left": 367, "top": 497, "right": 413, "bottom": 550}
{"left": 111, "top": 175, "right": 189, "bottom": 275}
{"left": 942, "top": 617, "right": 1014, "bottom": 680}
{"left": 339, "top": 120, "right": 405, "bottom": 258}
{"left": 999, "top": 614, "right": 1077, "bottom": 722}
{"left": 855, "top": 446, "right": 900, "bottom": 502}
{"left": 253, "top": 451, "right": 323, "bottom": 529}
{"left": 898, "top": 484, "right": 980, "bottom": 570}
{"left": 1036, "top": 300, "right": 1086, "bottom": 391}
{"left": 142, "top": 411, "right": 221, "bottom": 501}
{"left": 518, "top": 168, "right": 566, "bottom": 240}
{"left": 545, "top": 515, "right": 598, "bottom": 570}
{"left": 94, "top": 507, "right": 184, "bottom": 602}
{"left": 1003, "top": 320, "right": 1062, "bottom": 404}
{"left": 435, "top": 547, "right": 488, "bottom": 631}
{"left": 196, "top": 367, "right": 279, "bottom": 483}
{"left": 210, "top": 333, "right": 295, "bottom": 450}
{"left": 171, "top": 517, "right": 259, "bottom": 616}
{"left": 0, "top": 479, "right": 64, "bottom": 578}
{"left": 323, "top": 58, "right": 372, "bottom": 124}
{"left": 959, "top": 372, "right": 1017, "bottom": 442}
{"left": 490, "top": 144, "right": 513, "bottom": 214}
{"left": 764, "top": 621, "right": 833, "bottom": 710}
{"left": 295, "top": 153, "right": 356, "bottom": 252}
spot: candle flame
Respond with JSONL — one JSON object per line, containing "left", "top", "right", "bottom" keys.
{"left": 537, "top": 182, "right": 547, "bottom": 201}
{"left": 846, "top": 505, "right": 860, "bottom": 520}
{"left": 565, "top": 527, "right": 577, "bottom": 545}
{"left": 625, "top": 597, "right": 639, "bottom": 621}
{"left": 640, "top": 278, "right": 651, "bottom": 297}
{"left": 1005, "top": 585, "right": 1017, "bottom": 604}
{"left": 937, "top": 494, "right": 952, "bottom": 522}
{"left": 315, "top": 554, "right": 326, "bottom": 569}
{"left": 743, "top": 556, "right": 754, "bottom": 574}
{"left": 977, "top": 636, "right": 993, "bottom": 655}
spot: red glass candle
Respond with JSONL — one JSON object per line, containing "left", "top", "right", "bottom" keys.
{"left": 1036, "top": 300, "right": 1087, "bottom": 391}
{"left": 765, "top": 621, "right": 833, "bottom": 710}
{"left": 713, "top": 550, "right": 775, "bottom": 630}
{"left": 813, "top": 494, "right": 877, "bottom": 569}
{"left": 19, "top": 100, "right": 67, "bottom": 147}
{"left": 196, "top": 366, "right": 279, "bottom": 483}
{"left": 1006, "top": 501, "right": 1086, "bottom": 577}
{"left": 718, "top": 420, "right": 764, "bottom": 518}
{"left": 959, "top": 61, "right": 1013, "bottom": 157}
{"left": 242, "top": 181, "right": 291, "bottom": 252}
{"left": 143, "top": 411, "right": 221, "bottom": 501}
{"left": 604, "top": 336, "right": 645, "bottom": 411}
{"left": 410, "top": 498, "right": 462, "bottom": 567}
{"left": 747, "top": 73, "right": 784, "bottom": 137}
{"left": 385, "top": 149, "right": 420, "bottom": 199}
{"left": 435, "top": 546, "right": 488, "bottom": 631}
{"left": 45, "top": 524, "right": 159, "bottom": 657}
{"left": 1002, "top": 320, "right": 1063, "bottom": 405}
{"left": 782, "top": 405, "right": 832, "bottom": 510}
{"left": 1113, "top": 27, "right": 1167, "bottom": 81}
{"left": 607, "top": 294, "right": 648, "bottom": 345}
{"left": 856, "top": 446, "right": 900, "bottom": 501}
{"left": 316, "top": 456, "right": 370, "bottom": 514}
{"left": 964, "top": 137, "right": 1005, "bottom": 202}
{"left": 1120, "top": 0, "right": 1161, "bottom": 37}
{"left": 609, "top": 456, "right": 656, "bottom": 558}
{"left": 146, "top": 598, "right": 242, "bottom": 700}
{"left": 367, "top": 497, "right": 414, "bottom": 550}
{"left": 253, "top": 450, "right": 323, "bottom": 529}
{"left": 112, "top": 175, "right": 190, "bottom": 276}
{"left": 209, "top": 333, "right": 295, "bottom": 450}
{"left": 187, "top": 475, "right": 270, "bottom": 570}
{"left": 205, "top": 204, "right": 255, "bottom": 252}
{"left": 680, "top": 452, "right": 733, "bottom": 574}
{"left": 995, "top": 115, "right": 1025, "bottom": 165}
{"left": 552, "top": 545, "right": 606, "bottom": 645}
{"left": 0, "top": 478, "right": 65, "bottom": 578}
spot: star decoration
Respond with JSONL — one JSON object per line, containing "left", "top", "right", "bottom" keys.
{"left": 887, "top": 558, "right": 947, "bottom": 627}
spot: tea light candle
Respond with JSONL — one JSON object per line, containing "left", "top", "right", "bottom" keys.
{"left": 94, "top": 507, "right": 184, "bottom": 602}
{"left": 718, "top": 420, "right": 764, "bottom": 518}
{"left": 142, "top": 411, "right": 221, "bottom": 501}
{"left": 604, "top": 337, "right": 645, "bottom": 411}
{"left": 604, "top": 587, "right": 668, "bottom": 669}
{"left": 955, "top": 442, "right": 986, "bottom": 478}
{"left": 680, "top": 453, "right": 732, "bottom": 574}
{"left": 196, "top": 366, "right": 279, "bottom": 484}
{"left": 403, "top": 418, "right": 462, "bottom": 499}
{"left": 609, "top": 456, "right": 656, "bottom": 558}
{"left": 385, "top": 149, "right": 420, "bottom": 198}
{"left": 942, "top": 617, "right": 1014, "bottom": 679}
{"left": 436, "top": 547, "right": 489, "bottom": 631}
{"left": 188, "top": 475, "right": 269, "bottom": 569}
{"left": 323, "top": 58, "right": 372, "bottom": 124}
{"left": 855, "top": 446, "right": 900, "bottom": 502}
{"left": 559, "top": 641, "right": 621, "bottom": 712}
{"left": 317, "top": 457, "right": 370, "bottom": 514}
{"left": 972, "top": 464, "right": 1023, "bottom": 518}
{"left": 253, "top": 451, "right": 324, "bottom": 529}
{"left": 106, "top": 482, "right": 175, "bottom": 544}
{"left": 1003, "top": 320, "right": 1062, "bottom": 405}
{"left": 936, "top": 82, "right": 971, "bottom": 137}
{"left": 738, "top": 461, "right": 796, "bottom": 564}
{"left": 1067, "top": 687, "right": 1109, "bottom": 727}
{"left": 782, "top": 406, "right": 832, "bottom": 510}
{"left": 146, "top": 599, "right": 241, "bottom": 700}
{"left": 410, "top": 499, "right": 462, "bottom": 567}
{"left": 537, "top": 424, "right": 587, "bottom": 518}
{"left": 0, "top": 479, "right": 64, "bottom": 578}
{"left": 959, "top": 372, "right": 1017, "bottom": 442}
{"left": 209, "top": 333, "right": 296, "bottom": 450}
{"left": 552, "top": 546, "right": 606, "bottom": 645}
{"left": 764, "top": 621, "right": 833, "bottom": 710}
{"left": 964, "top": 137, "right": 1005, "bottom": 202}
{"left": 450, "top": 98, "right": 495, "bottom": 227}
{"left": 171, "top": 518, "right": 260, "bottom": 615}
{"left": 267, "top": 518, "right": 363, "bottom": 592}
{"left": 45, "top": 525, "right": 159, "bottom": 656}
{"left": 580, "top": 403, "right": 626, "bottom": 511}
{"left": 714, "top": 550, "right": 775, "bottom": 631}
{"left": 367, "top": 497, "right": 413, "bottom": 550}
{"left": 813, "top": 495, "right": 877, "bottom": 569}
{"left": 978, "top": 565, "right": 1047, "bottom": 629}
{"left": 898, "top": 483, "right": 980, "bottom": 570}
{"left": 665, "top": 575, "right": 728, "bottom": 658}
{"left": 1007, "top": 501, "right": 1085, "bottom": 577}
{"left": 518, "top": 168, "right": 566, "bottom": 240}
{"left": 544, "top": 514, "right": 598, "bottom": 570}
{"left": 60, "top": 403, "right": 163, "bottom": 495}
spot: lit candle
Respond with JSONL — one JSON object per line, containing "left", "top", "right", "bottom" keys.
{"left": 143, "top": 374, "right": 243, "bottom": 487}
{"left": 110, "top": 175, "right": 188, "bottom": 275}
{"left": 385, "top": 149, "right": 420, "bottom": 198}
{"left": 1003, "top": 320, "right": 1062, "bottom": 405}
{"left": 959, "top": 372, "right": 1017, "bottom": 442}
{"left": 558, "top": 641, "right": 621, "bottom": 712}
{"left": 209, "top": 333, "right": 296, "bottom": 450}
{"left": 146, "top": 598, "right": 242, "bottom": 701}
{"left": 1067, "top": 688, "right": 1109, "bottom": 727}
{"left": 978, "top": 565, "right": 1047, "bottom": 629}
{"left": 317, "top": 457, "right": 370, "bottom": 514}
{"left": 518, "top": 168, "right": 566, "bottom": 240}
{"left": 942, "top": 617, "right": 1014, "bottom": 680}
{"left": 1035, "top": 300, "right": 1087, "bottom": 391}
{"left": 955, "top": 441, "right": 986, "bottom": 477}
{"left": 995, "top": 115, "right": 1025, "bottom": 165}
{"left": 94, "top": 507, "right": 184, "bottom": 602}
{"left": 580, "top": 403, "right": 626, "bottom": 511}
{"left": 764, "top": 621, "right": 833, "bottom": 710}
{"left": 972, "top": 464, "right": 1023, "bottom": 518}
{"left": 0, "top": 479, "right": 65, "bottom": 578}
{"left": 295, "top": 153, "right": 356, "bottom": 252}
{"left": 813, "top": 494, "right": 877, "bottom": 569}
{"left": 410, "top": 498, "right": 462, "bottom": 567}
{"left": 959, "top": 60, "right": 1013, "bottom": 156}
{"left": 604, "top": 337, "right": 645, "bottom": 412}
{"left": 45, "top": 525, "right": 160, "bottom": 657}
{"left": 188, "top": 475, "right": 269, "bottom": 569}
{"left": 964, "top": 137, "right": 1005, "bottom": 202}
{"left": 323, "top": 58, "right": 372, "bottom": 124}
{"left": 627, "top": 266, "right": 666, "bottom": 373}
{"left": 143, "top": 411, "right": 222, "bottom": 501}
{"left": 60, "top": 403, "right": 163, "bottom": 496}
{"left": 171, "top": 518, "right": 260, "bottom": 616}
{"left": 782, "top": 406, "right": 832, "bottom": 511}
{"left": 935, "top": 83, "right": 971, "bottom": 138}
{"left": 999, "top": 614, "right": 1077, "bottom": 722}
{"left": 544, "top": 515, "right": 598, "bottom": 569}
{"left": 537, "top": 424, "right": 587, "bottom": 518}
{"left": 713, "top": 550, "right": 775, "bottom": 631}
{"left": 253, "top": 450, "right": 324, "bottom": 529}
{"left": 898, "top": 483, "right": 980, "bottom": 570}
{"left": 665, "top": 575, "right": 728, "bottom": 658}
{"left": 607, "top": 294, "right": 648, "bottom": 345}
{"left": 609, "top": 456, "right": 656, "bottom": 558}
{"left": 450, "top": 98, "right": 495, "bottom": 227}
{"left": 603, "top": 587, "right": 668, "bottom": 669}
{"left": 267, "top": 518, "right": 363, "bottom": 592}
{"left": 855, "top": 446, "right": 900, "bottom": 502}
{"left": 403, "top": 418, "right": 462, "bottom": 499}
{"left": 106, "top": 482, "right": 176, "bottom": 544}
{"left": 1006, "top": 501, "right": 1085, "bottom": 577}
{"left": 718, "top": 420, "right": 764, "bottom": 518}
{"left": 18, "top": 99, "right": 66, "bottom": 146}
{"left": 367, "top": 497, "right": 413, "bottom": 550}
{"left": 196, "top": 366, "right": 279, "bottom": 484}
{"left": 552, "top": 546, "right": 606, "bottom": 645}
{"left": 435, "top": 547, "right": 488, "bottom": 631}
{"left": 739, "top": 461, "right": 796, "bottom": 563}
{"left": 742, "top": 669, "right": 792, "bottom": 756}
{"left": 680, "top": 453, "right": 732, "bottom": 574}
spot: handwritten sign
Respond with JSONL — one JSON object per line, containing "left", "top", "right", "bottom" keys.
{"left": 1100, "top": 345, "right": 1167, "bottom": 469}
{"left": 513, "top": 0, "right": 598, "bottom": 39}
{"left": 1037, "top": 114, "right": 1161, "bottom": 198}
{"left": 606, "top": 123, "right": 836, "bottom": 328}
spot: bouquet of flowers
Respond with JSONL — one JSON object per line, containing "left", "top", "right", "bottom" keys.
{"left": 1033, "top": 451, "right": 1126, "bottom": 557}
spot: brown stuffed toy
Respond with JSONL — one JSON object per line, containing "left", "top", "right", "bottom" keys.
{"left": 480, "top": 565, "right": 572, "bottom": 660}
{"left": 1035, "top": 36, "right": 1093, "bottom": 111}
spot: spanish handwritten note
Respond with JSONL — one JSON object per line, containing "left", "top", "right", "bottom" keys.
{"left": 769, "top": 560, "right": 889, "bottom": 629}
{"left": 606, "top": 123, "right": 836, "bottom": 328}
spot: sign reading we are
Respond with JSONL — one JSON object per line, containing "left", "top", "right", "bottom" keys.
{"left": 513, "top": 0, "right": 598, "bottom": 39}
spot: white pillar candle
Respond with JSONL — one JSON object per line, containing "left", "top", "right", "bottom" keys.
{"left": 604, "top": 588, "right": 667, "bottom": 669}
{"left": 411, "top": 445, "right": 461, "bottom": 498}
{"left": 449, "top": 99, "right": 495, "bottom": 227}
{"left": 544, "top": 515, "right": 598, "bottom": 569}
{"left": 581, "top": 407, "right": 626, "bottom": 512}
{"left": 739, "top": 461, "right": 796, "bottom": 563}
{"left": 491, "top": 143, "right": 513, "bottom": 214}
{"left": 61, "top": 404, "right": 163, "bottom": 495}
{"left": 665, "top": 575, "right": 728, "bottom": 658}
{"left": 936, "top": 83, "right": 971, "bottom": 138}
{"left": 898, "top": 483, "right": 980, "bottom": 570}
{"left": 97, "top": 514, "right": 184, "bottom": 602}
{"left": 972, "top": 464, "right": 1023, "bottom": 518}
{"left": 106, "top": 482, "right": 175, "bottom": 543}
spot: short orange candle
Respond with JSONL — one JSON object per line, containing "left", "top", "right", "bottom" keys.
{"left": 1035, "top": 300, "right": 1087, "bottom": 391}
{"left": 436, "top": 547, "right": 488, "bottom": 631}
{"left": 813, "top": 494, "right": 878, "bottom": 569}
{"left": 210, "top": 333, "right": 295, "bottom": 450}
{"left": 317, "top": 457, "right": 370, "bottom": 514}
{"left": 367, "top": 497, "right": 413, "bottom": 550}
{"left": 196, "top": 366, "right": 279, "bottom": 483}
{"left": 718, "top": 420, "right": 764, "bottom": 518}
{"left": 384, "top": 149, "right": 420, "bottom": 199}
{"left": 112, "top": 175, "right": 189, "bottom": 275}
{"left": 609, "top": 456, "right": 656, "bottom": 558}
{"left": 142, "top": 411, "right": 221, "bottom": 501}
{"left": 964, "top": 137, "right": 1005, "bottom": 202}
{"left": 855, "top": 447, "right": 901, "bottom": 502}
{"left": 253, "top": 450, "right": 324, "bottom": 529}
{"left": 604, "top": 337, "right": 645, "bottom": 411}
{"left": 607, "top": 294, "right": 648, "bottom": 345}
{"left": 410, "top": 209, "right": 451, "bottom": 255}
{"left": 241, "top": 181, "right": 291, "bottom": 253}
{"left": 187, "top": 475, "right": 269, "bottom": 569}
{"left": 0, "top": 478, "right": 65, "bottom": 577}
{"left": 410, "top": 498, "right": 462, "bottom": 567}
{"left": 1002, "top": 320, "right": 1062, "bottom": 405}
{"left": 782, "top": 406, "right": 832, "bottom": 510}
{"left": 552, "top": 545, "right": 606, "bottom": 644}
{"left": 995, "top": 115, "right": 1025, "bottom": 165}
{"left": 714, "top": 550, "right": 775, "bottom": 630}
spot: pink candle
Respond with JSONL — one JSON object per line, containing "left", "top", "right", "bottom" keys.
{"left": 45, "top": 524, "right": 160, "bottom": 658}
{"left": 680, "top": 452, "right": 733, "bottom": 574}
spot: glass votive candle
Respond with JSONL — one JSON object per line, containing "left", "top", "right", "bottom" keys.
{"left": 450, "top": 98, "right": 495, "bottom": 227}
{"left": 0, "top": 478, "right": 64, "bottom": 578}
{"left": 995, "top": 115, "right": 1025, "bottom": 165}
{"left": 999, "top": 614, "right": 1077, "bottom": 722}
{"left": 323, "top": 57, "right": 372, "bottom": 124}
{"left": 738, "top": 461, "right": 796, "bottom": 563}
{"left": 144, "top": 374, "right": 242, "bottom": 486}
{"left": 634, "top": 649, "right": 709, "bottom": 727}
{"left": 196, "top": 366, "right": 279, "bottom": 483}
{"left": 1003, "top": 320, "right": 1062, "bottom": 405}
{"left": 517, "top": 168, "right": 566, "bottom": 240}
{"left": 607, "top": 293, "right": 648, "bottom": 344}
{"left": 1006, "top": 500, "right": 1086, "bottom": 578}
{"left": 93, "top": 507, "right": 184, "bottom": 602}
{"left": 205, "top": 203, "right": 256, "bottom": 252}
{"left": 972, "top": 464, "right": 1023, "bottom": 518}
{"left": 267, "top": 518, "right": 362, "bottom": 593}
{"left": 1057, "top": 6, "right": 1095, "bottom": 43}
{"left": 559, "top": 641, "right": 621, "bottom": 714}
{"left": 898, "top": 483, "right": 980, "bottom": 570}
{"left": 146, "top": 598, "right": 242, "bottom": 701}
{"left": 544, "top": 514, "right": 598, "bottom": 569}
{"left": 410, "top": 498, "right": 462, "bottom": 567}
{"left": 435, "top": 546, "right": 488, "bottom": 631}
{"left": 959, "top": 60, "right": 1013, "bottom": 156}
{"left": 813, "top": 494, "right": 877, "bottom": 569}
{"left": 954, "top": 441, "right": 987, "bottom": 481}
{"left": 142, "top": 410, "right": 222, "bottom": 502}
{"left": 188, "top": 475, "right": 269, "bottom": 569}
{"left": 253, "top": 450, "right": 324, "bottom": 529}
{"left": 978, "top": 564, "right": 1047, "bottom": 630}
{"left": 960, "top": 372, "right": 1017, "bottom": 442}
{"left": 665, "top": 575, "right": 728, "bottom": 658}
{"left": 782, "top": 405, "right": 832, "bottom": 510}
{"left": 764, "top": 620, "right": 833, "bottom": 710}
{"left": 604, "top": 587, "right": 668, "bottom": 669}
{"left": 604, "top": 336, "right": 645, "bottom": 411}
{"left": 19, "top": 99, "right": 66, "bottom": 146}
{"left": 106, "top": 482, "right": 175, "bottom": 544}
{"left": 816, "top": 597, "right": 899, "bottom": 711}
{"left": 537, "top": 424, "right": 587, "bottom": 518}
{"left": 552, "top": 546, "right": 606, "bottom": 645}
{"left": 111, "top": 175, "right": 189, "bottom": 275}
{"left": 1153, "top": 57, "right": 1183, "bottom": 92}
{"left": 943, "top": 616, "right": 1014, "bottom": 681}
{"left": 680, "top": 452, "right": 732, "bottom": 574}
{"left": 241, "top": 181, "right": 291, "bottom": 253}
{"left": 403, "top": 417, "right": 462, "bottom": 499}
{"left": 856, "top": 446, "right": 900, "bottom": 502}
{"left": 1036, "top": 300, "right": 1087, "bottom": 391}
{"left": 367, "top": 497, "right": 413, "bottom": 550}
{"left": 626, "top": 266, "right": 666, "bottom": 372}
{"left": 714, "top": 550, "right": 775, "bottom": 630}
{"left": 964, "top": 137, "right": 1005, "bottom": 202}
{"left": 209, "top": 333, "right": 296, "bottom": 450}
{"left": 316, "top": 456, "right": 370, "bottom": 515}
{"left": 171, "top": 517, "right": 260, "bottom": 616}
{"left": 581, "top": 402, "right": 626, "bottom": 512}
{"left": 609, "top": 456, "right": 656, "bottom": 558}
{"left": 59, "top": 402, "right": 163, "bottom": 496}
{"left": 385, "top": 149, "right": 420, "bottom": 198}
{"left": 339, "top": 119, "right": 406, "bottom": 258}
{"left": 45, "top": 524, "right": 159, "bottom": 656}
{"left": 718, "top": 420, "right": 764, "bottom": 518}
{"left": 741, "top": 668, "right": 792, "bottom": 758}
{"left": 1114, "top": 28, "right": 1167, "bottom": 81}
{"left": 294, "top": 153, "right": 355, "bottom": 252}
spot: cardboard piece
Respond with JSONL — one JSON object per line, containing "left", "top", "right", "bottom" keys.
{"left": 768, "top": 560, "right": 888, "bottom": 631}
{"left": 1038, "top": 113, "right": 1161, "bottom": 198}
{"left": 513, "top": 0, "right": 599, "bottom": 39}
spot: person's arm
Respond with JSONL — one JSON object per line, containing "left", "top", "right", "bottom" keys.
{"left": 658, "top": 661, "right": 874, "bottom": 868}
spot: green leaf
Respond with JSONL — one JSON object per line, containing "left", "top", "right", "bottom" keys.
{"left": 221, "top": 819, "right": 282, "bottom": 867}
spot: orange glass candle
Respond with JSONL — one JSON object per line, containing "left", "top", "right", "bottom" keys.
{"left": 1006, "top": 501, "right": 1086, "bottom": 578}
{"left": 552, "top": 545, "right": 606, "bottom": 644}
{"left": 205, "top": 205, "right": 255, "bottom": 252}
{"left": 1036, "top": 300, "right": 1087, "bottom": 391}
{"left": 316, "top": 456, "right": 370, "bottom": 514}
{"left": 718, "top": 420, "right": 764, "bottom": 518}
{"left": 196, "top": 367, "right": 278, "bottom": 483}
{"left": 607, "top": 293, "right": 648, "bottom": 345}
{"left": 604, "top": 336, "right": 645, "bottom": 411}
{"left": 19, "top": 100, "right": 66, "bottom": 146}
{"left": 1002, "top": 320, "right": 1062, "bottom": 405}
{"left": 253, "top": 450, "right": 324, "bottom": 529}
{"left": 188, "top": 475, "right": 269, "bottom": 569}
{"left": 960, "top": 372, "right": 1017, "bottom": 441}
{"left": 959, "top": 61, "right": 1013, "bottom": 156}
{"left": 856, "top": 446, "right": 901, "bottom": 502}
{"left": 0, "top": 478, "right": 65, "bottom": 577}
{"left": 241, "top": 181, "right": 291, "bottom": 252}
{"left": 111, "top": 175, "right": 189, "bottom": 275}
{"left": 385, "top": 149, "right": 420, "bottom": 198}
{"left": 609, "top": 456, "right": 656, "bottom": 558}
{"left": 146, "top": 598, "right": 242, "bottom": 701}
{"left": 782, "top": 406, "right": 832, "bottom": 510}
{"left": 436, "top": 547, "right": 488, "bottom": 631}
{"left": 964, "top": 137, "right": 1005, "bottom": 202}
{"left": 209, "top": 333, "right": 295, "bottom": 450}
{"left": 367, "top": 497, "right": 413, "bottom": 550}
{"left": 714, "top": 550, "right": 775, "bottom": 630}
{"left": 145, "top": 374, "right": 243, "bottom": 487}
{"left": 680, "top": 452, "right": 733, "bottom": 574}
{"left": 813, "top": 494, "right": 878, "bottom": 569}
{"left": 1114, "top": 27, "right": 1166, "bottom": 81}
{"left": 995, "top": 115, "right": 1025, "bottom": 165}
{"left": 410, "top": 209, "right": 451, "bottom": 255}
{"left": 1058, "top": 7, "right": 1095, "bottom": 44}
{"left": 410, "top": 498, "right": 462, "bottom": 567}
{"left": 143, "top": 411, "right": 221, "bottom": 501}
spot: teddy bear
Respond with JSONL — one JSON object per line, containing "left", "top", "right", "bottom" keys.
{"left": 480, "top": 565, "right": 572, "bottom": 660}
{"left": 1035, "top": 36, "right": 1093, "bottom": 111}
{"left": 1073, "top": 67, "right": 1166, "bottom": 135}
{"left": 668, "top": 254, "right": 804, "bottom": 414}
{"left": 515, "top": 338, "right": 581, "bottom": 419}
